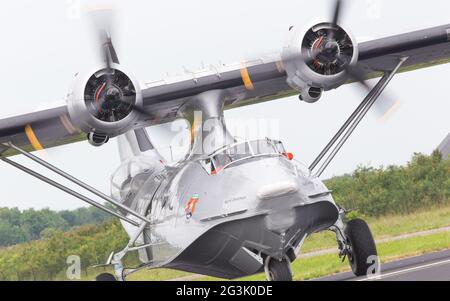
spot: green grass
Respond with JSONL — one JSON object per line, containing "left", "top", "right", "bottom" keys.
{"left": 122, "top": 205, "right": 450, "bottom": 281}
{"left": 126, "top": 268, "right": 192, "bottom": 281}
{"left": 57, "top": 266, "right": 192, "bottom": 281}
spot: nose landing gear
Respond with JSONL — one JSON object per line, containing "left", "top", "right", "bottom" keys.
{"left": 265, "top": 257, "right": 293, "bottom": 281}
{"left": 95, "top": 273, "right": 117, "bottom": 281}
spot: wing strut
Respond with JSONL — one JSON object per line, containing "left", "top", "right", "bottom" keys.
{"left": 0, "top": 142, "right": 152, "bottom": 226}
{"left": 309, "top": 57, "right": 408, "bottom": 178}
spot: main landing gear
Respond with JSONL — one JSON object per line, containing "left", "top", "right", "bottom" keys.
{"left": 344, "top": 219, "right": 378, "bottom": 276}
{"left": 263, "top": 213, "right": 378, "bottom": 281}
{"left": 332, "top": 208, "right": 379, "bottom": 278}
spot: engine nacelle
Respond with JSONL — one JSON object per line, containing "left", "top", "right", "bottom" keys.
{"left": 282, "top": 22, "right": 358, "bottom": 102}
{"left": 67, "top": 63, "right": 143, "bottom": 138}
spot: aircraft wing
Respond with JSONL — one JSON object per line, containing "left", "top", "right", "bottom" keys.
{"left": 1, "top": 24, "right": 450, "bottom": 157}
{"left": 358, "top": 25, "right": 450, "bottom": 79}
{"left": 0, "top": 106, "right": 85, "bottom": 157}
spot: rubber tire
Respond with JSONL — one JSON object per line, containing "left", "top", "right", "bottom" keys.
{"left": 345, "top": 219, "right": 378, "bottom": 277}
{"left": 96, "top": 273, "right": 117, "bottom": 281}
{"left": 268, "top": 258, "right": 293, "bottom": 281}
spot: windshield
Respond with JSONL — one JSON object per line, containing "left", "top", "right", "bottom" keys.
{"left": 111, "top": 156, "right": 164, "bottom": 204}
{"left": 202, "top": 139, "right": 288, "bottom": 174}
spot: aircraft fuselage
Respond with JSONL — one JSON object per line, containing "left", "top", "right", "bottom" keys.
{"left": 117, "top": 139, "right": 340, "bottom": 279}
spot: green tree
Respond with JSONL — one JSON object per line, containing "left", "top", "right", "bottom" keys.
{"left": 20, "top": 209, "right": 69, "bottom": 240}
{"left": 0, "top": 221, "right": 27, "bottom": 246}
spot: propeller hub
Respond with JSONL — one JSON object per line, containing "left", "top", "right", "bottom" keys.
{"left": 102, "top": 86, "right": 122, "bottom": 110}
{"left": 312, "top": 38, "right": 341, "bottom": 65}
{"left": 84, "top": 68, "right": 137, "bottom": 123}
{"left": 302, "top": 23, "right": 355, "bottom": 75}
{"left": 324, "top": 41, "right": 340, "bottom": 57}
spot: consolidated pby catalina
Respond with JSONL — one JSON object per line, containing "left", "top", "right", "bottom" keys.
{"left": 1, "top": 0, "right": 449, "bottom": 281}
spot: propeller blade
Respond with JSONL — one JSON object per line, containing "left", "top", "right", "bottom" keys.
{"left": 328, "top": 0, "right": 344, "bottom": 41}
{"left": 342, "top": 60, "right": 400, "bottom": 120}
{"left": 331, "top": 0, "right": 343, "bottom": 27}
{"left": 344, "top": 64, "right": 371, "bottom": 91}
{"left": 100, "top": 29, "right": 119, "bottom": 65}
{"left": 375, "top": 97, "right": 402, "bottom": 121}
{"left": 87, "top": 7, "right": 118, "bottom": 77}
{"left": 87, "top": 7, "right": 147, "bottom": 120}
{"left": 118, "top": 96, "right": 151, "bottom": 117}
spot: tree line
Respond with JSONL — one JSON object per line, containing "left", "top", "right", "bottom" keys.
{"left": 0, "top": 220, "right": 129, "bottom": 280}
{"left": 326, "top": 150, "right": 450, "bottom": 217}
{"left": 0, "top": 206, "right": 113, "bottom": 247}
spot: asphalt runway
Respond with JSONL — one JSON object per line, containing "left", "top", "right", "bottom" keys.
{"left": 315, "top": 249, "right": 450, "bottom": 281}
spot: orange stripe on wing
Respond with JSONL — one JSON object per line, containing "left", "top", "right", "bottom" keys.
{"left": 25, "top": 124, "right": 44, "bottom": 151}
{"left": 240, "top": 64, "right": 255, "bottom": 91}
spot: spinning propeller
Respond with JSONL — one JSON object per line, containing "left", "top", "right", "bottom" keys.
{"left": 303, "top": 0, "right": 399, "bottom": 119}
{"left": 84, "top": 8, "right": 149, "bottom": 122}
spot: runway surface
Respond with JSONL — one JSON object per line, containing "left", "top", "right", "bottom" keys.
{"left": 315, "top": 249, "right": 450, "bottom": 281}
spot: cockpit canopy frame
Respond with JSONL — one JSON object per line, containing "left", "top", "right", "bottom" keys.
{"left": 199, "top": 138, "right": 291, "bottom": 175}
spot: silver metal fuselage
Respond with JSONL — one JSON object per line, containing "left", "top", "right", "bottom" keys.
{"left": 117, "top": 143, "right": 339, "bottom": 279}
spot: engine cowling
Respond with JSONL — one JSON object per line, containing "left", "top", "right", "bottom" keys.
{"left": 282, "top": 22, "right": 358, "bottom": 103}
{"left": 67, "top": 63, "right": 143, "bottom": 138}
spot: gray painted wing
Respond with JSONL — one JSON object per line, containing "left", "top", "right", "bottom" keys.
{"left": 1, "top": 24, "right": 450, "bottom": 157}
{"left": 358, "top": 24, "right": 450, "bottom": 78}
{"left": 0, "top": 106, "right": 85, "bottom": 157}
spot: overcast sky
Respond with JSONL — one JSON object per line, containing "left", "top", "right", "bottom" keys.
{"left": 0, "top": 0, "right": 449, "bottom": 210}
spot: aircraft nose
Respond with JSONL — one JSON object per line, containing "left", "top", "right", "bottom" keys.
{"left": 257, "top": 181, "right": 299, "bottom": 200}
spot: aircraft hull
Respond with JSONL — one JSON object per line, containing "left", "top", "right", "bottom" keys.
{"left": 166, "top": 200, "right": 339, "bottom": 279}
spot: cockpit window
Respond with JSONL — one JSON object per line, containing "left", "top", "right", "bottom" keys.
{"left": 111, "top": 157, "right": 163, "bottom": 202}
{"left": 250, "top": 140, "right": 276, "bottom": 155}
{"left": 210, "top": 142, "right": 252, "bottom": 173}
{"left": 273, "top": 140, "right": 287, "bottom": 154}
{"left": 201, "top": 139, "right": 289, "bottom": 175}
